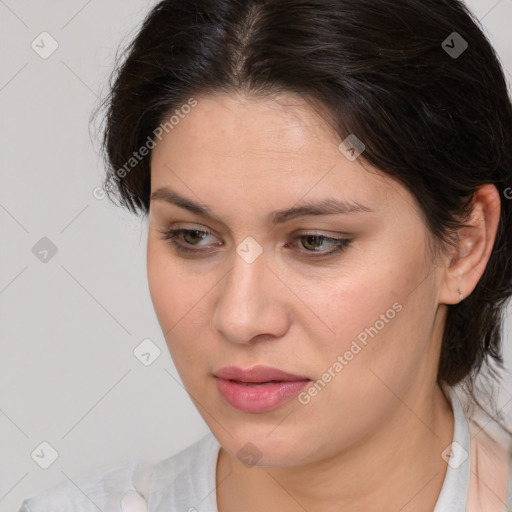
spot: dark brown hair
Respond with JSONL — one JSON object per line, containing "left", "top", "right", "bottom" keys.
{"left": 92, "top": 0, "right": 512, "bottom": 435}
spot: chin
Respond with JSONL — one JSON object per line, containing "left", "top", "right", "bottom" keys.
{"left": 216, "top": 428, "right": 314, "bottom": 468}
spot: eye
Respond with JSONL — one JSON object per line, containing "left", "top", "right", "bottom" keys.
{"left": 157, "top": 228, "right": 352, "bottom": 258}
{"left": 291, "top": 233, "right": 352, "bottom": 257}
{"left": 158, "top": 228, "right": 219, "bottom": 254}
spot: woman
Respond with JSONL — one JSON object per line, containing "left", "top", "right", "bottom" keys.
{"left": 19, "top": 0, "right": 512, "bottom": 510}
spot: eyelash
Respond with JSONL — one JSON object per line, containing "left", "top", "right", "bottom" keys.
{"left": 157, "top": 228, "right": 352, "bottom": 258}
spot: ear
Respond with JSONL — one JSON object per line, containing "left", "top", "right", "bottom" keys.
{"left": 439, "top": 184, "right": 501, "bottom": 305}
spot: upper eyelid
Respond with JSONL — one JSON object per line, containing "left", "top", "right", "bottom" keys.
{"left": 159, "top": 221, "right": 351, "bottom": 237}
{"left": 164, "top": 228, "right": 350, "bottom": 246}
{"left": 165, "top": 227, "right": 349, "bottom": 239}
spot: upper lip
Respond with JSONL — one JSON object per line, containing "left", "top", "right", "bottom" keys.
{"left": 214, "top": 365, "right": 310, "bottom": 383}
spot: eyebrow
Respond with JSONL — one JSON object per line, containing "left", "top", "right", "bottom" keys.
{"left": 150, "top": 187, "right": 374, "bottom": 225}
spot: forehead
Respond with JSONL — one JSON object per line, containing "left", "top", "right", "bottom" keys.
{"left": 151, "top": 91, "right": 339, "bottom": 163}
{"left": 149, "top": 92, "right": 407, "bottom": 221}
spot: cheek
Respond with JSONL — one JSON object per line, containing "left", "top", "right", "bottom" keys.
{"left": 307, "top": 244, "right": 432, "bottom": 375}
{"left": 147, "top": 242, "right": 198, "bottom": 337}
{"left": 146, "top": 241, "right": 217, "bottom": 370}
{"left": 147, "top": 242, "right": 174, "bottom": 327}
{"left": 304, "top": 263, "right": 400, "bottom": 345}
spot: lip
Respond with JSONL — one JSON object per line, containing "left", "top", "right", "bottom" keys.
{"left": 214, "top": 365, "right": 311, "bottom": 413}
{"left": 214, "top": 365, "right": 310, "bottom": 383}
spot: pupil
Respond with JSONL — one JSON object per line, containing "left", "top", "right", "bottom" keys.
{"left": 185, "top": 230, "right": 205, "bottom": 244}
{"left": 305, "top": 235, "right": 323, "bottom": 250}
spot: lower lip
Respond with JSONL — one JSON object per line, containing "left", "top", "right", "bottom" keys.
{"left": 215, "top": 377, "right": 310, "bottom": 413}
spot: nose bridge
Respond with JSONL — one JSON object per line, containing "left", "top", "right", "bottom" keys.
{"left": 212, "top": 244, "right": 288, "bottom": 343}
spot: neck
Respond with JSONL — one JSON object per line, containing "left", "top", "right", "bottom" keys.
{"left": 216, "top": 384, "right": 454, "bottom": 512}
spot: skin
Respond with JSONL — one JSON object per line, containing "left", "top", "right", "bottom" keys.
{"left": 146, "top": 91, "right": 501, "bottom": 512}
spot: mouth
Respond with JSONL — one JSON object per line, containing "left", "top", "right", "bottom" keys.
{"left": 228, "top": 380, "right": 285, "bottom": 386}
{"left": 214, "top": 365, "right": 311, "bottom": 384}
{"left": 213, "top": 365, "right": 311, "bottom": 413}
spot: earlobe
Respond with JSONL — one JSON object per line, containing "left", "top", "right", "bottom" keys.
{"left": 439, "top": 184, "right": 501, "bottom": 305}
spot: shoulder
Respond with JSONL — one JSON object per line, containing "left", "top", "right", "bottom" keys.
{"left": 17, "top": 457, "right": 151, "bottom": 512}
{"left": 466, "top": 417, "right": 512, "bottom": 512}
{"left": 147, "top": 431, "right": 220, "bottom": 511}
{"left": 17, "top": 432, "right": 220, "bottom": 512}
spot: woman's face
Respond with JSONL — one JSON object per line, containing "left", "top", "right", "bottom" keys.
{"left": 147, "top": 91, "right": 448, "bottom": 466}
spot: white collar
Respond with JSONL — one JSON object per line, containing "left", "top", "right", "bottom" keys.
{"left": 433, "top": 385, "right": 471, "bottom": 511}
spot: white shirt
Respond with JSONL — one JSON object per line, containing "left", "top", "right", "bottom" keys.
{"left": 17, "top": 386, "right": 504, "bottom": 512}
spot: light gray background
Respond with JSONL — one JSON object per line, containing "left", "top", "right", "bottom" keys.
{"left": 1, "top": 1, "right": 511, "bottom": 510}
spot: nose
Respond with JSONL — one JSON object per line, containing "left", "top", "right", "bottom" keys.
{"left": 212, "top": 249, "right": 291, "bottom": 345}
